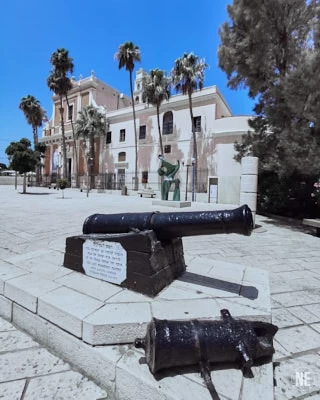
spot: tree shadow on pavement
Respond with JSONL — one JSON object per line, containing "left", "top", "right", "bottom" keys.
{"left": 18, "top": 192, "right": 54, "bottom": 195}
{"left": 258, "top": 214, "right": 316, "bottom": 236}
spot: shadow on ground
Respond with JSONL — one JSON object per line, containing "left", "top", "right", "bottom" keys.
{"left": 259, "top": 214, "right": 317, "bottom": 236}
{"left": 19, "top": 192, "right": 54, "bottom": 195}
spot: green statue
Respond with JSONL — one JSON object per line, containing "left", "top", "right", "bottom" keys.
{"left": 158, "top": 155, "right": 180, "bottom": 201}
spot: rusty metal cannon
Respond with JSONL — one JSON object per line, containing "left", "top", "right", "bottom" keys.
{"left": 82, "top": 204, "right": 253, "bottom": 239}
{"left": 64, "top": 205, "right": 254, "bottom": 296}
{"left": 135, "top": 309, "right": 278, "bottom": 400}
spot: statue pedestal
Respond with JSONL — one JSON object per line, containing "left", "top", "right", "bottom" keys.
{"left": 152, "top": 200, "right": 191, "bottom": 208}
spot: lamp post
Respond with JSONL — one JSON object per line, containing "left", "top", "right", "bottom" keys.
{"left": 182, "top": 161, "right": 190, "bottom": 201}
{"left": 191, "top": 157, "right": 195, "bottom": 202}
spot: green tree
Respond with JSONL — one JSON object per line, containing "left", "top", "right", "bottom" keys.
{"left": 171, "top": 53, "right": 207, "bottom": 197}
{"left": 75, "top": 105, "right": 107, "bottom": 195}
{"left": 218, "top": 0, "right": 320, "bottom": 177}
{"left": 47, "top": 48, "right": 78, "bottom": 183}
{"left": 5, "top": 138, "right": 45, "bottom": 194}
{"left": 19, "top": 95, "right": 45, "bottom": 146}
{"left": 142, "top": 69, "right": 171, "bottom": 155}
{"left": 115, "top": 42, "right": 141, "bottom": 190}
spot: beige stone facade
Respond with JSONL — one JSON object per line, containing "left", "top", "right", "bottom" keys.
{"left": 40, "top": 69, "right": 252, "bottom": 203}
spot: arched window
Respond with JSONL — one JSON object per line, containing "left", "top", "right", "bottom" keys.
{"left": 135, "top": 96, "right": 140, "bottom": 103}
{"left": 163, "top": 111, "right": 173, "bottom": 135}
{"left": 118, "top": 152, "right": 126, "bottom": 162}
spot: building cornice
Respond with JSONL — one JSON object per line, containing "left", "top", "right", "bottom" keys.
{"left": 106, "top": 86, "right": 222, "bottom": 122}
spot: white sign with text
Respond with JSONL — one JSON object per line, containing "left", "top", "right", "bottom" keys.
{"left": 83, "top": 240, "right": 127, "bottom": 285}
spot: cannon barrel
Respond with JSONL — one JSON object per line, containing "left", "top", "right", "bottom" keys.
{"left": 135, "top": 309, "right": 278, "bottom": 374}
{"left": 83, "top": 204, "right": 253, "bottom": 239}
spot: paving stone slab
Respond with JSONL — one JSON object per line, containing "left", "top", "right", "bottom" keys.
{"left": 38, "top": 286, "right": 104, "bottom": 338}
{"left": 0, "top": 330, "right": 39, "bottom": 353}
{"left": 151, "top": 298, "right": 221, "bottom": 320}
{"left": 0, "top": 262, "right": 28, "bottom": 294}
{"left": 288, "top": 306, "right": 320, "bottom": 324}
{"left": 0, "top": 348, "right": 70, "bottom": 383}
{"left": 0, "top": 295, "right": 12, "bottom": 321}
{"left": 4, "top": 274, "right": 61, "bottom": 313}
{"left": 0, "top": 380, "right": 26, "bottom": 400}
{"left": 272, "top": 292, "right": 320, "bottom": 308}
{"left": 272, "top": 308, "right": 303, "bottom": 329}
{"left": 275, "top": 325, "right": 320, "bottom": 354}
{"left": 311, "top": 323, "right": 320, "bottom": 333}
{"left": 274, "top": 354, "right": 320, "bottom": 399}
{"left": 83, "top": 302, "right": 151, "bottom": 345}
{"left": 241, "top": 364, "right": 274, "bottom": 400}
{"left": 55, "top": 271, "right": 123, "bottom": 301}
{"left": 0, "top": 318, "right": 16, "bottom": 332}
{"left": 24, "top": 370, "right": 108, "bottom": 400}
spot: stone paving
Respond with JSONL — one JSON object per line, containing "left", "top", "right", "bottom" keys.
{"left": 0, "top": 317, "right": 108, "bottom": 399}
{"left": 0, "top": 186, "right": 320, "bottom": 399}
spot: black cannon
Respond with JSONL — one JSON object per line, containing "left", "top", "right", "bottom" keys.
{"left": 83, "top": 204, "right": 253, "bottom": 239}
{"left": 135, "top": 309, "right": 278, "bottom": 400}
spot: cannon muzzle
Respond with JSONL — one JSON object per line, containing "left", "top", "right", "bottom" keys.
{"left": 83, "top": 204, "right": 253, "bottom": 239}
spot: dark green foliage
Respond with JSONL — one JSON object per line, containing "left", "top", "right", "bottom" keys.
{"left": 258, "top": 172, "right": 319, "bottom": 218}
{"left": 19, "top": 95, "right": 45, "bottom": 145}
{"left": 0, "top": 163, "right": 8, "bottom": 170}
{"left": 219, "top": 0, "right": 320, "bottom": 177}
{"left": 57, "top": 178, "right": 68, "bottom": 190}
{"left": 5, "top": 138, "right": 39, "bottom": 174}
{"left": 142, "top": 69, "right": 171, "bottom": 154}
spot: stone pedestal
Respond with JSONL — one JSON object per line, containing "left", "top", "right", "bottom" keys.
{"left": 152, "top": 200, "right": 191, "bottom": 208}
{"left": 240, "top": 156, "right": 258, "bottom": 224}
{"left": 63, "top": 230, "right": 186, "bottom": 297}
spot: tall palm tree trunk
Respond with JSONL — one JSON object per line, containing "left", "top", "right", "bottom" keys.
{"left": 89, "top": 134, "right": 95, "bottom": 190}
{"left": 33, "top": 126, "right": 40, "bottom": 185}
{"left": 23, "top": 173, "right": 27, "bottom": 194}
{"left": 129, "top": 70, "right": 138, "bottom": 191}
{"left": 188, "top": 93, "right": 197, "bottom": 201}
{"left": 156, "top": 104, "right": 164, "bottom": 155}
{"left": 32, "top": 126, "right": 38, "bottom": 146}
{"left": 59, "top": 95, "right": 68, "bottom": 180}
{"left": 65, "top": 95, "right": 79, "bottom": 188}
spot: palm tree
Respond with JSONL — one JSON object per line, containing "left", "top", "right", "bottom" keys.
{"left": 47, "top": 48, "right": 77, "bottom": 183}
{"left": 171, "top": 53, "right": 207, "bottom": 200}
{"left": 75, "top": 105, "right": 107, "bottom": 195}
{"left": 115, "top": 41, "right": 141, "bottom": 190}
{"left": 19, "top": 95, "right": 45, "bottom": 146}
{"left": 142, "top": 69, "right": 171, "bottom": 155}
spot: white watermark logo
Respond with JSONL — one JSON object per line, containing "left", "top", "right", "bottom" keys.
{"left": 291, "top": 369, "right": 314, "bottom": 387}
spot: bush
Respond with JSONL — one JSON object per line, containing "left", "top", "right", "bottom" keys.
{"left": 57, "top": 178, "right": 68, "bottom": 190}
{"left": 257, "top": 172, "right": 319, "bottom": 219}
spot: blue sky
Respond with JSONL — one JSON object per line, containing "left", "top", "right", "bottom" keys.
{"left": 0, "top": 0, "right": 255, "bottom": 165}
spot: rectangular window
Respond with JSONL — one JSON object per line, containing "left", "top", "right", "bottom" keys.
{"left": 106, "top": 131, "right": 112, "bottom": 144}
{"left": 141, "top": 171, "right": 148, "bottom": 184}
{"left": 193, "top": 116, "right": 201, "bottom": 132}
{"left": 164, "top": 145, "right": 171, "bottom": 154}
{"left": 139, "top": 125, "right": 146, "bottom": 139}
{"left": 67, "top": 104, "right": 74, "bottom": 121}
{"left": 118, "top": 152, "right": 126, "bottom": 162}
{"left": 120, "top": 129, "right": 126, "bottom": 142}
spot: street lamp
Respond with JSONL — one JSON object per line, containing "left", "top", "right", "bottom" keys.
{"left": 191, "top": 157, "right": 195, "bottom": 202}
{"left": 182, "top": 160, "right": 191, "bottom": 201}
